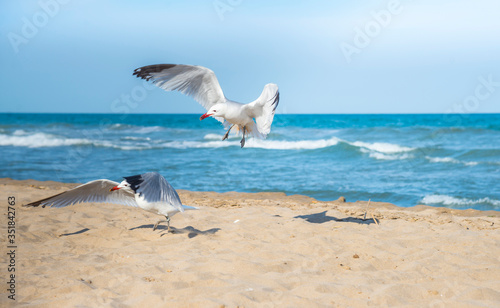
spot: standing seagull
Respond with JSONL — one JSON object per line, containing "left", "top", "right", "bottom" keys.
{"left": 24, "top": 172, "right": 197, "bottom": 233}
{"left": 133, "top": 64, "right": 280, "bottom": 147}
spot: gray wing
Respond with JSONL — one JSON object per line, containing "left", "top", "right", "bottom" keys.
{"left": 124, "top": 172, "right": 184, "bottom": 213}
{"left": 24, "top": 179, "right": 138, "bottom": 208}
{"left": 133, "top": 64, "right": 226, "bottom": 122}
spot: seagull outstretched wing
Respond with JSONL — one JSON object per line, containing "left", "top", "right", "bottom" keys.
{"left": 23, "top": 179, "right": 138, "bottom": 208}
{"left": 133, "top": 64, "right": 226, "bottom": 122}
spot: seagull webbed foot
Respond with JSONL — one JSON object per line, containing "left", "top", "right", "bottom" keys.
{"left": 222, "top": 124, "right": 235, "bottom": 141}
{"left": 153, "top": 220, "right": 162, "bottom": 231}
{"left": 240, "top": 126, "right": 246, "bottom": 148}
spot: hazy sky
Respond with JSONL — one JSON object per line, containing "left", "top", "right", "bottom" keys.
{"left": 1, "top": 0, "right": 499, "bottom": 114}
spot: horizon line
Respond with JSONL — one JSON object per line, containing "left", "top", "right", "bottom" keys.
{"left": 1, "top": 111, "right": 500, "bottom": 116}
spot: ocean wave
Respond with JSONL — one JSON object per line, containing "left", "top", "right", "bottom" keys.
{"left": 98, "top": 137, "right": 342, "bottom": 150}
{"left": 351, "top": 141, "right": 415, "bottom": 154}
{"left": 363, "top": 151, "right": 413, "bottom": 161}
{"left": 204, "top": 133, "right": 224, "bottom": 140}
{"left": 1, "top": 130, "right": 418, "bottom": 155}
{"left": 153, "top": 137, "right": 342, "bottom": 150}
{"left": 93, "top": 140, "right": 153, "bottom": 151}
{"left": 426, "top": 156, "right": 478, "bottom": 166}
{"left": 135, "top": 126, "right": 165, "bottom": 134}
{"left": 421, "top": 194, "right": 500, "bottom": 208}
{"left": 121, "top": 136, "right": 151, "bottom": 141}
{"left": 246, "top": 137, "right": 341, "bottom": 150}
{"left": 203, "top": 134, "right": 415, "bottom": 154}
{"left": 108, "top": 123, "right": 164, "bottom": 133}
{"left": 13, "top": 129, "right": 28, "bottom": 136}
{"left": 108, "top": 123, "right": 134, "bottom": 130}
{"left": 0, "top": 133, "right": 92, "bottom": 148}
{"left": 348, "top": 141, "right": 415, "bottom": 160}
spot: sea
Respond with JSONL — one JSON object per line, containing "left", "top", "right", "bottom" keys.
{"left": 1, "top": 113, "right": 499, "bottom": 211}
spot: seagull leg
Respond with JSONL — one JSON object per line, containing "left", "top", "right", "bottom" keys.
{"left": 153, "top": 220, "right": 161, "bottom": 231}
{"left": 153, "top": 219, "right": 163, "bottom": 231}
{"left": 166, "top": 216, "right": 171, "bottom": 233}
{"left": 222, "top": 124, "right": 235, "bottom": 141}
{"left": 240, "top": 126, "right": 246, "bottom": 148}
{"left": 153, "top": 215, "right": 170, "bottom": 232}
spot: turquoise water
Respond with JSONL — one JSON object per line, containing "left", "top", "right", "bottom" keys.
{"left": 1, "top": 113, "right": 499, "bottom": 211}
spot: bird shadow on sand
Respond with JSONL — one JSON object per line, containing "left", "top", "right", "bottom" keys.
{"left": 59, "top": 228, "right": 91, "bottom": 237}
{"left": 294, "top": 211, "right": 377, "bottom": 225}
{"left": 130, "top": 224, "right": 221, "bottom": 238}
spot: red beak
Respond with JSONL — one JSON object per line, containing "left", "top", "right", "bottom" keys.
{"left": 200, "top": 113, "right": 213, "bottom": 120}
{"left": 109, "top": 186, "right": 120, "bottom": 192}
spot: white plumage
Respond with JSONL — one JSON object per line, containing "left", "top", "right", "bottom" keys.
{"left": 133, "top": 64, "right": 280, "bottom": 147}
{"left": 24, "top": 172, "right": 197, "bottom": 232}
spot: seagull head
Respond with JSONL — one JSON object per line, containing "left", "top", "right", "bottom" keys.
{"left": 200, "top": 104, "right": 226, "bottom": 120}
{"left": 109, "top": 180, "right": 132, "bottom": 192}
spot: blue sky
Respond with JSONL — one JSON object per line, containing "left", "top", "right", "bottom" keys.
{"left": 1, "top": 0, "right": 499, "bottom": 114}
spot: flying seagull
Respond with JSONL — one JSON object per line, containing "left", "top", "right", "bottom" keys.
{"left": 133, "top": 64, "right": 280, "bottom": 147}
{"left": 24, "top": 172, "right": 197, "bottom": 233}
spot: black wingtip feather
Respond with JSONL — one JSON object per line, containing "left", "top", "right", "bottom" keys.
{"left": 133, "top": 64, "right": 178, "bottom": 81}
{"left": 23, "top": 191, "right": 66, "bottom": 208}
{"left": 271, "top": 91, "right": 279, "bottom": 113}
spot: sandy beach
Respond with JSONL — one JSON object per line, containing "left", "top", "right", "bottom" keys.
{"left": 1, "top": 178, "right": 499, "bottom": 307}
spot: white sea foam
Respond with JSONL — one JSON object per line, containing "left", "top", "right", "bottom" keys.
{"left": 351, "top": 141, "right": 415, "bottom": 154}
{"left": 203, "top": 135, "right": 414, "bottom": 153}
{"left": 13, "top": 129, "right": 28, "bottom": 136}
{"left": 151, "top": 137, "right": 343, "bottom": 150}
{"left": 350, "top": 141, "right": 415, "bottom": 160}
{"left": 246, "top": 137, "right": 341, "bottom": 150}
{"left": 122, "top": 136, "right": 151, "bottom": 141}
{"left": 98, "top": 142, "right": 151, "bottom": 151}
{"left": 421, "top": 194, "right": 500, "bottom": 207}
{"left": 0, "top": 130, "right": 418, "bottom": 155}
{"left": 0, "top": 133, "right": 92, "bottom": 148}
{"left": 135, "top": 126, "right": 164, "bottom": 134}
{"left": 426, "top": 156, "right": 478, "bottom": 166}
{"left": 109, "top": 124, "right": 164, "bottom": 134}
{"left": 109, "top": 123, "right": 132, "bottom": 130}
{"left": 427, "top": 156, "right": 458, "bottom": 164}
{"left": 204, "top": 134, "right": 224, "bottom": 140}
{"left": 364, "top": 151, "right": 413, "bottom": 161}
{"left": 159, "top": 140, "right": 238, "bottom": 149}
